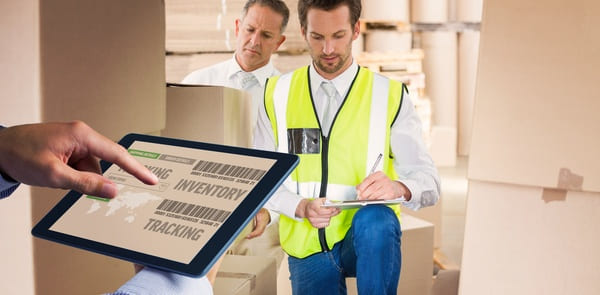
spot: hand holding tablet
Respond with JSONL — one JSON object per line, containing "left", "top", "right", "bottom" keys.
{"left": 32, "top": 134, "right": 298, "bottom": 277}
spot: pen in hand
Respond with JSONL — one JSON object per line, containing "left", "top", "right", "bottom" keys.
{"left": 357, "top": 153, "right": 383, "bottom": 200}
{"left": 369, "top": 153, "right": 383, "bottom": 175}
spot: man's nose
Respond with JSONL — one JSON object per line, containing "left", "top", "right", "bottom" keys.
{"left": 323, "top": 39, "right": 334, "bottom": 55}
{"left": 249, "top": 32, "right": 261, "bottom": 46}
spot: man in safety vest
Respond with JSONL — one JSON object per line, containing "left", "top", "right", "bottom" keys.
{"left": 253, "top": 0, "right": 441, "bottom": 294}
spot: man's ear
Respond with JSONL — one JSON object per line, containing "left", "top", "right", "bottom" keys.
{"left": 301, "top": 27, "right": 308, "bottom": 42}
{"left": 352, "top": 20, "right": 361, "bottom": 40}
{"left": 275, "top": 35, "right": 287, "bottom": 51}
{"left": 235, "top": 18, "right": 241, "bottom": 37}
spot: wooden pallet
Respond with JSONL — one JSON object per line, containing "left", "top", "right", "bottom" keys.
{"left": 357, "top": 50, "right": 423, "bottom": 73}
{"left": 360, "top": 19, "right": 412, "bottom": 32}
{"left": 433, "top": 249, "right": 460, "bottom": 271}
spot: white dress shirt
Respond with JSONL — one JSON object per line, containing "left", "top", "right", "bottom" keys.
{"left": 181, "top": 56, "right": 280, "bottom": 132}
{"left": 254, "top": 61, "right": 441, "bottom": 220}
{"left": 112, "top": 267, "right": 213, "bottom": 295}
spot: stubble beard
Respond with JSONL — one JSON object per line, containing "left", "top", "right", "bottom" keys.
{"left": 313, "top": 43, "right": 352, "bottom": 76}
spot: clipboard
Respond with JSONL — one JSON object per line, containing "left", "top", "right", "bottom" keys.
{"left": 321, "top": 198, "right": 405, "bottom": 209}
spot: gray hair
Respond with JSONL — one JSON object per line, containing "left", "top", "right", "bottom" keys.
{"left": 242, "top": 0, "right": 290, "bottom": 32}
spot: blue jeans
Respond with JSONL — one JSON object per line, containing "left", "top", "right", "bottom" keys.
{"left": 288, "top": 205, "right": 401, "bottom": 295}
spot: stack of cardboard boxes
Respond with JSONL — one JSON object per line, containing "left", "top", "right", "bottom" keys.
{"left": 461, "top": 0, "right": 600, "bottom": 293}
{"left": 0, "top": 0, "right": 166, "bottom": 294}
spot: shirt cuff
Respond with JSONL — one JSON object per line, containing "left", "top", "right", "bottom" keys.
{"left": 265, "top": 208, "right": 279, "bottom": 226}
{"left": 0, "top": 172, "right": 19, "bottom": 199}
{"left": 113, "top": 267, "right": 213, "bottom": 295}
{"left": 280, "top": 194, "right": 304, "bottom": 221}
{"left": 397, "top": 178, "right": 423, "bottom": 211}
{"left": 263, "top": 188, "right": 305, "bottom": 221}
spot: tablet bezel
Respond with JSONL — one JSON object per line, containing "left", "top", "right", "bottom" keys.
{"left": 31, "top": 133, "right": 298, "bottom": 277}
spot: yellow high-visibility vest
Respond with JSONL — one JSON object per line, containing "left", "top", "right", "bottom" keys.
{"left": 264, "top": 66, "right": 404, "bottom": 258}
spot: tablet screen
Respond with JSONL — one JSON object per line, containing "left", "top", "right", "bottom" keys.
{"left": 33, "top": 134, "right": 298, "bottom": 276}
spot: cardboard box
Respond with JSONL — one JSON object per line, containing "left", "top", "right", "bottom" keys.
{"left": 166, "top": 53, "right": 312, "bottom": 85}
{"left": 461, "top": 1, "right": 600, "bottom": 293}
{"left": 457, "top": 30, "right": 479, "bottom": 157}
{"left": 403, "top": 201, "right": 443, "bottom": 248}
{"left": 0, "top": 1, "right": 39, "bottom": 293}
{"left": 460, "top": 181, "right": 600, "bottom": 294}
{"left": 347, "top": 214, "right": 434, "bottom": 295}
{"left": 39, "top": 0, "right": 165, "bottom": 141}
{"left": 431, "top": 269, "right": 460, "bottom": 295}
{"left": 277, "top": 215, "right": 434, "bottom": 295}
{"left": 467, "top": 0, "right": 600, "bottom": 192}
{"left": 214, "top": 254, "right": 277, "bottom": 295}
{"left": 162, "top": 85, "right": 252, "bottom": 148}
{"left": 25, "top": 1, "right": 166, "bottom": 294}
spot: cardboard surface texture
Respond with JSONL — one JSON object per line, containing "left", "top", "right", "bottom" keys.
{"left": 468, "top": 0, "right": 600, "bottom": 193}
{"left": 460, "top": 181, "right": 600, "bottom": 294}
{"left": 162, "top": 85, "right": 252, "bottom": 148}
{"left": 348, "top": 215, "right": 434, "bottom": 295}
{"left": 462, "top": 0, "right": 600, "bottom": 293}
{"left": 457, "top": 30, "right": 480, "bottom": 156}
{"left": 166, "top": 53, "right": 312, "bottom": 84}
{"left": 214, "top": 254, "right": 277, "bottom": 295}
{"left": 31, "top": 1, "right": 166, "bottom": 294}
{"left": 40, "top": 0, "right": 165, "bottom": 141}
{"left": 403, "top": 202, "right": 443, "bottom": 248}
{"left": 432, "top": 269, "right": 460, "bottom": 295}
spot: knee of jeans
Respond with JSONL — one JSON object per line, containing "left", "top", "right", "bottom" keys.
{"left": 352, "top": 205, "right": 400, "bottom": 233}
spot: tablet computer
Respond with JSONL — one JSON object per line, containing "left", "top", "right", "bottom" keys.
{"left": 32, "top": 133, "right": 298, "bottom": 278}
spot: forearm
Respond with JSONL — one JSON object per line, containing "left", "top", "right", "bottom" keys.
{"left": 391, "top": 93, "right": 441, "bottom": 210}
{"left": 263, "top": 184, "right": 304, "bottom": 220}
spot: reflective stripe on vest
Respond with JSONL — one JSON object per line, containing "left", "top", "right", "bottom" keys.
{"left": 265, "top": 66, "right": 403, "bottom": 258}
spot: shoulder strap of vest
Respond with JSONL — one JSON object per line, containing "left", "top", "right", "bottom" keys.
{"left": 365, "top": 71, "right": 390, "bottom": 176}
{"left": 272, "top": 68, "right": 306, "bottom": 152}
{"left": 272, "top": 66, "right": 392, "bottom": 176}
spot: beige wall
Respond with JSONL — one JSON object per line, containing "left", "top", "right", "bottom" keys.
{"left": 0, "top": 0, "right": 40, "bottom": 294}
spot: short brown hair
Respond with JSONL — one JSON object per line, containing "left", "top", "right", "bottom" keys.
{"left": 297, "top": 0, "right": 361, "bottom": 31}
{"left": 242, "top": 0, "right": 290, "bottom": 32}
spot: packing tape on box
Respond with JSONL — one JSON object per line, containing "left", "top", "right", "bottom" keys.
{"left": 541, "top": 168, "right": 584, "bottom": 203}
{"left": 217, "top": 272, "right": 256, "bottom": 292}
{"left": 557, "top": 168, "right": 584, "bottom": 191}
{"left": 541, "top": 188, "right": 567, "bottom": 203}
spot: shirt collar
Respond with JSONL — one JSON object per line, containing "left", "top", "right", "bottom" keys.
{"left": 309, "top": 60, "right": 359, "bottom": 98}
{"left": 227, "top": 54, "right": 276, "bottom": 88}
